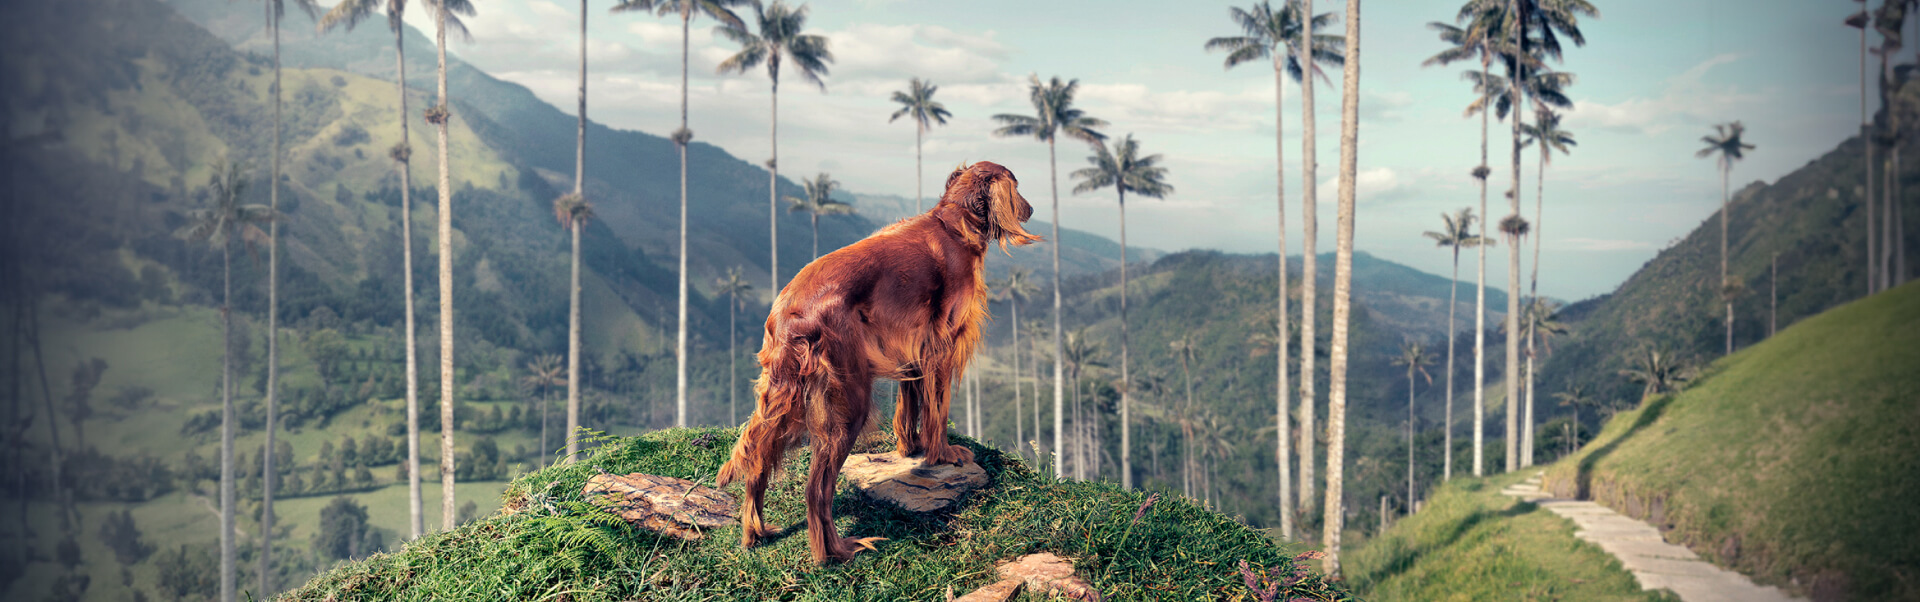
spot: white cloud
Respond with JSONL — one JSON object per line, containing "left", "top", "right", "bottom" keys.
{"left": 1562, "top": 54, "right": 1765, "bottom": 135}
{"left": 1316, "top": 167, "right": 1407, "bottom": 203}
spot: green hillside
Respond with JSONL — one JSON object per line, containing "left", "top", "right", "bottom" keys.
{"left": 284, "top": 428, "right": 1353, "bottom": 602}
{"left": 1540, "top": 281, "right": 1920, "bottom": 602}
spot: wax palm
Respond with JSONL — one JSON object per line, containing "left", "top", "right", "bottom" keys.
{"left": 715, "top": 267, "right": 753, "bottom": 425}
{"left": 552, "top": 193, "right": 595, "bottom": 462}
{"left": 717, "top": 0, "right": 832, "bottom": 304}
{"left": 1321, "top": 0, "right": 1362, "bottom": 574}
{"left": 1697, "top": 121, "right": 1754, "bottom": 357}
{"left": 1422, "top": 208, "right": 1485, "bottom": 482}
{"left": 316, "top": 0, "right": 469, "bottom": 543}
{"left": 424, "top": 0, "right": 478, "bottom": 532}
{"left": 1617, "top": 344, "right": 1695, "bottom": 402}
{"left": 1517, "top": 109, "right": 1574, "bottom": 466}
{"left": 1552, "top": 385, "right": 1596, "bottom": 455}
{"left": 785, "top": 172, "right": 854, "bottom": 259}
{"left": 993, "top": 75, "right": 1106, "bottom": 478}
{"left": 1507, "top": 297, "right": 1567, "bottom": 465}
{"left": 994, "top": 267, "right": 1040, "bottom": 457}
{"left": 1423, "top": 18, "right": 1502, "bottom": 478}
{"left": 1071, "top": 134, "right": 1171, "bottom": 490}
{"left": 1195, "top": 409, "right": 1237, "bottom": 507}
{"left": 175, "top": 163, "right": 277, "bottom": 602}
{"left": 1062, "top": 328, "right": 1106, "bottom": 481}
{"left": 616, "top": 0, "right": 746, "bottom": 432}
{"left": 1846, "top": 7, "right": 1876, "bottom": 295}
{"left": 1391, "top": 340, "right": 1435, "bottom": 511}
{"left": 520, "top": 354, "right": 567, "bottom": 466}
{"left": 1166, "top": 334, "right": 1199, "bottom": 496}
{"left": 889, "top": 78, "right": 952, "bottom": 212}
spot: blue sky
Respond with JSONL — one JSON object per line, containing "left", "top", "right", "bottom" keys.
{"left": 403, "top": 0, "right": 1871, "bottom": 301}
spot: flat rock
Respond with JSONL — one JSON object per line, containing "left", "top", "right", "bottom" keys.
{"left": 584, "top": 473, "right": 737, "bottom": 541}
{"left": 952, "top": 578, "right": 1023, "bottom": 602}
{"left": 995, "top": 552, "right": 1103, "bottom": 601}
{"left": 841, "top": 453, "right": 988, "bottom": 512}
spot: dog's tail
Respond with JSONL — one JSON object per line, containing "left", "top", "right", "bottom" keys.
{"left": 718, "top": 315, "right": 837, "bottom": 487}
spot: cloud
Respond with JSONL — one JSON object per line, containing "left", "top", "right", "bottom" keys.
{"left": 1562, "top": 54, "right": 1765, "bottom": 135}
{"left": 1317, "top": 167, "right": 1409, "bottom": 203}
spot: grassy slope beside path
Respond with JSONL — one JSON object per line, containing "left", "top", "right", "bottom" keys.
{"left": 283, "top": 428, "right": 1352, "bottom": 601}
{"left": 1348, "top": 471, "right": 1680, "bottom": 602}
{"left": 1544, "top": 281, "right": 1920, "bottom": 601}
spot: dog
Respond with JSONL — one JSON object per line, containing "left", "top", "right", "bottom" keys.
{"left": 715, "top": 160, "right": 1039, "bottom": 564}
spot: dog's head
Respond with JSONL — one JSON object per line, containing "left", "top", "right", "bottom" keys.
{"left": 941, "top": 160, "right": 1040, "bottom": 254}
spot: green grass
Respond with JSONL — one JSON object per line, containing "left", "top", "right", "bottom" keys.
{"left": 1347, "top": 471, "right": 1680, "bottom": 602}
{"left": 1543, "top": 281, "right": 1920, "bottom": 602}
{"left": 282, "top": 428, "right": 1353, "bottom": 602}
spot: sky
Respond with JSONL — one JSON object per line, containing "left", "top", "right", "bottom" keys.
{"left": 401, "top": 0, "right": 1871, "bottom": 301}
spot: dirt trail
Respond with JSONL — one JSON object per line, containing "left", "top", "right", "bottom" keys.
{"left": 1502, "top": 472, "right": 1801, "bottom": 602}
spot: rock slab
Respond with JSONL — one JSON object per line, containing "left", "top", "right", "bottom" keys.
{"left": 841, "top": 453, "right": 988, "bottom": 512}
{"left": 995, "top": 552, "right": 1103, "bottom": 601}
{"left": 584, "top": 473, "right": 737, "bottom": 541}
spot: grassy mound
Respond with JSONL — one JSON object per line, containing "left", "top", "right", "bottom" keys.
{"left": 281, "top": 428, "right": 1352, "bottom": 601}
{"left": 1543, "top": 281, "right": 1920, "bottom": 601}
{"left": 1347, "top": 471, "right": 1679, "bottom": 602}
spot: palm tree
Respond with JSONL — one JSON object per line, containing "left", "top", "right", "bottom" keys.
{"left": 888, "top": 78, "right": 952, "bottom": 212}
{"left": 553, "top": 193, "right": 595, "bottom": 461}
{"left": 1508, "top": 298, "right": 1567, "bottom": 466}
{"left": 617, "top": 0, "right": 746, "bottom": 432}
{"left": 175, "top": 162, "right": 277, "bottom": 602}
{"left": 715, "top": 267, "right": 753, "bottom": 425}
{"left": 1062, "top": 328, "right": 1105, "bottom": 481}
{"left": 426, "top": 0, "right": 476, "bottom": 532}
{"left": 1070, "top": 134, "right": 1172, "bottom": 490}
{"left": 717, "top": 0, "right": 831, "bottom": 291}
{"left": 1519, "top": 108, "right": 1573, "bottom": 466}
{"left": 1392, "top": 340, "right": 1434, "bottom": 511}
{"left": 1167, "top": 334, "right": 1198, "bottom": 496}
{"left": 256, "top": 1, "right": 317, "bottom": 594}
{"left": 1874, "top": 2, "right": 1905, "bottom": 293}
{"left": 317, "top": 0, "right": 468, "bottom": 544}
{"left": 1422, "top": 18, "right": 1499, "bottom": 478}
{"left": 785, "top": 172, "right": 853, "bottom": 259}
{"left": 1848, "top": 6, "right": 1875, "bottom": 295}
{"left": 1617, "top": 344, "right": 1695, "bottom": 402}
{"left": 994, "top": 268, "right": 1039, "bottom": 455}
{"left": 1321, "top": 0, "right": 1361, "bottom": 575}
{"left": 1497, "top": 212, "right": 1529, "bottom": 469}
{"left": 1246, "top": 307, "right": 1294, "bottom": 538}
{"left": 1552, "top": 385, "right": 1594, "bottom": 456}
{"left": 1422, "top": 208, "right": 1484, "bottom": 482}
{"left": 992, "top": 75, "right": 1107, "bottom": 478}
{"left": 1697, "top": 121, "right": 1754, "bottom": 357}
{"left": 521, "top": 354, "right": 567, "bottom": 466}
{"left": 717, "top": 0, "right": 829, "bottom": 430}
{"left": 1205, "top": 1, "right": 1340, "bottom": 531}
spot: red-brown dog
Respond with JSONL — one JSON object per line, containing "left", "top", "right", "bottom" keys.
{"left": 716, "top": 160, "right": 1039, "bottom": 563}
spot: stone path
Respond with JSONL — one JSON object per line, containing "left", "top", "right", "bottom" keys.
{"left": 1501, "top": 472, "right": 1802, "bottom": 602}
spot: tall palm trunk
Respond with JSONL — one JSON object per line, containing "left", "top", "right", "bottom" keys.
{"left": 810, "top": 213, "right": 819, "bottom": 259}
{"left": 219, "top": 237, "right": 235, "bottom": 602}
{"left": 566, "top": 0, "right": 587, "bottom": 464}
{"left": 394, "top": 15, "right": 423, "bottom": 542}
{"left": 1119, "top": 188, "right": 1132, "bottom": 490}
{"left": 541, "top": 389, "right": 550, "bottom": 465}
{"left": 766, "top": 59, "right": 782, "bottom": 302}
{"left": 1011, "top": 299, "right": 1022, "bottom": 458}
{"left": 1323, "top": 0, "right": 1362, "bottom": 574}
{"left": 1524, "top": 145, "right": 1546, "bottom": 468}
{"left": 916, "top": 124, "right": 924, "bottom": 212}
{"left": 260, "top": 9, "right": 282, "bottom": 596}
{"left": 1179, "top": 350, "right": 1194, "bottom": 496}
{"left": 1474, "top": 48, "right": 1490, "bottom": 478}
{"left": 675, "top": 9, "right": 694, "bottom": 431}
{"left": 1273, "top": 58, "right": 1294, "bottom": 539}
{"left": 1050, "top": 138, "right": 1065, "bottom": 479}
{"left": 433, "top": 0, "right": 457, "bottom": 531}
{"left": 1864, "top": 21, "right": 1876, "bottom": 296}
{"left": 1505, "top": 0, "right": 1524, "bottom": 473}
{"left": 1406, "top": 367, "right": 1414, "bottom": 511}
{"left": 729, "top": 295, "right": 738, "bottom": 425}
{"left": 1722, "top": 162, "right": 1732, "bottom": 356}
{"left": 1444, "top": 245, "right": 1458, "bottom": 481}
{"left": 1297, "top": 0, "right": 1319, "bottom": 515}
{"left": 26, "top": 303, "right": 68, "bottom": 536}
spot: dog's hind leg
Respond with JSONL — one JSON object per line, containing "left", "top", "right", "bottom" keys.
{"left": 806, "top": 377, "right": 885, "bottom": 564}
{"left": 718, "top": 376, "right": 799, "bottom": 549}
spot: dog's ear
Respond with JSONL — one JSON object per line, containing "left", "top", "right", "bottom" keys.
{"left": 984, "top": 172, "right": 1040, "bottom": 255}
{"left": 944, "top": 162, "right": 968, "bottom": 196}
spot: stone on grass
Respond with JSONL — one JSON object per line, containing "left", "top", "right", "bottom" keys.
{"left": 994, "top": 552, "right": 1103, "bottom": 601}
{"left": 583, "top": 473, "right": 737, "bottom": 541}
{"left": 841, "top": 453, "right": 988, "bottom": 513}
{"left": 951, "top": 578, "right": 1023, "bottom": 602}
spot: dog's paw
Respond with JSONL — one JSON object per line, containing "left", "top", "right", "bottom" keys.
{"left": 923, "top": 443, "right": 975, "bottom": 466}
{"left": 819, "top": 536, "right": 888, "bottom": 564}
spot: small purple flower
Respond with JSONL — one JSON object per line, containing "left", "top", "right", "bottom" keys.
{"left": 1131, "top": 493, "right": 1160, "bottom": 525}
